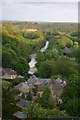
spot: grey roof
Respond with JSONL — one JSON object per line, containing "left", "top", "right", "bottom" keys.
{"left": 28, "top": 78, "right": 51, "bottom": 85}
{"left": 63, "top": 47, "right": 71, "bottom": 54}
{"left": 15, "top": 82, "right": 29, "bottom": 90}
{"left": 16, "top": 99, "right": 29, "bottom": 108}
{"left": 28, "top": 78, "right": 36, "bottom": 84}
{"left": 15, "top": 82, "right": 23, "bottom": 89}
{"left": 36, "top": 78, "right": 46, "bottom": 84}
{"left": 2, "top": 68, "right": 16, "bottom": 75}
{"left": 55, "top": 78, "right": 62, "bottom": 84}
{"left": 38, "top": 84, "right": 45, "bottom": 91}
{"left": 53, "top": 80, "right": 62, "bottom": 97}
{"left": 45, "top": 79, "right": 51, "bottom": 82}
{"left": 37, "top": 78, "right": 51, "bottom": 84}
{"left": 13, "top": 111, "right": 27, "bottom": 119}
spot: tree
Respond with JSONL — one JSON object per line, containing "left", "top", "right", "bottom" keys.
{"left": 64, "top": 98, "right": 79, "bottom": 116}
{"left": 16, "top": 57, "right": 29, "bottom": 76}
{"left": 25, "top": 102, "right": 67, "bottom": 120}
{"left": 25, "top": 102, "right": 47, "bottom": 120}
{"left": 52, "top": 48, "right": 59, "bottom": 60}
{"left": 36, "top": 51, "right": 44, "bottom": 63}
{"left": 27, "top": 91, "right": 32, "bottom": 101}
{"left": 38, "top": 60, "right": 53, "bottom": 78}
{"left": 2, "top": 50, "right": 12, "bottom": 68}
{"left": 32, "top": 86, "right": 37, "bottom": 96}
{"left": 53, "top": 56, "right": 78, "bottom": 78}
{"left": 40, "top": 85, "right": 53, "bottom": 108}
{"left": 58, "top": 37, "right": 73, "bottom": 48}
{"left": 22, "top": 93, "right": 26, "bottom": 99}
{"left": 61, "top": 74, "right": 79, "bottom": 117}
{"left": 2, "top": 80, "right": 21, "bottom": 119}
{"left": 44, "top": 51, "right": 53, "bottom": 60}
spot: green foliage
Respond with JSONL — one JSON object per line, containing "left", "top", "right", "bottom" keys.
{"left": 25, "top": 102, "right": 47, "bottom": 120}
{"left": 69, "top": 47, "right": 78, "bottom": 59}
{"left": 22, "top": 93, "right": 26, "bottom": 99}
{"left": 2, "top": 25, "right": 32, "bottom": 76}
{"left": 2, "top": 80, "right": 11, "bottom": 90}
{"left": 25, "top": 102, "right": 67, "bottom": 120}
{"left": 2, "top": 49, "right": 12, "bottom": 68}
{"left": 61, "top": 74, "right": 79, "bottom": 117}
{"left": 2, "top": 80, "right": 21, "bottom": 119}
{"left": 23, "top": 32, "right": 40, "bottom": 39}
{"left": 53, "top": 56, "right": 78, "bottom": 78}
{"left": 62, "top": 74, "right": 78, "bottom": 100}
{"left": 58, "top": 37, "right": 73, "bottom": 48}
{"left": 27, "top": 91, "right": 32, "bottom": 101}
{"left": 51, "top": 74, "right": 62, "bottom": 80}
{"left": 70, "top": 31, "right": 78, "bottom": 37}
{"left": 37, "top": 60, "right": 54, "bottom": 78}
{"left": 64, "top": 98, "right": 79, "bottom": 116}
{"left": 35, "top": 85, "right": 54, "bottom": 109}
{"left": 40, "top": 85, "right": 51, "bottom": 108}
{"left": 36, "top": 51, "right": 44, "bottom": 63}
{"left": 32, "top": 86, "right": 37, "bottom": 96}
{"left": 2, "top": 22, "right": 79, "bottom": 118}
{"left": 15, "top": 56, "right": 29, "bottom": 76}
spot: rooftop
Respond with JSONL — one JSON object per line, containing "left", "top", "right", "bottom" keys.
{"left": 28, "top": 78, "right": 51, "bottom": 85}
{"left": 13, "top": 111, "right": 27, "bottom": 119}
{"left": 15, "top": 82, "right": 29, "bottom": 90}
{"left": 16, "top": 99, "right": 29, "bottom": 108}
{"left": 63, "top": 47, "right": 71, "bottom": 54}
{"left": 2, "top": 68, "right": 17, "bottom": 75}
{"left": 55, "top": 78, "right": 63, "bottom": 84}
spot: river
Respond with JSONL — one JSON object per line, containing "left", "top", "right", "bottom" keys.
{"left": 28, "top": 41, "right": 49, "bottom": 74}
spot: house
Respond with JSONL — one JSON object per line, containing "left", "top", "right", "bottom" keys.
{"left": 55, "top": 78, "right": 63, "bottom": 84}
{"left": 16, "top": 99, "right": 29, "bottom": 109}
{"left": 52, "top": 78, "right": 64, "bottom": 105}
{"left": 15, "top": 82, "right": 29, "bottom": 93}
{"left": 53, "top": 78, "right": 63, "bottom": 97}
{"left": 28, "top": 78, "right": 52, "bottom": 95}
{"left": 13, "top": 111, "right": 27, "bottom": 120}
{"left": 23, "top": 28, "right": 37, "bottom": 32}
{"left": 1, "top": 68, "right": 17, "bottom": 79}
{"left": 28, "top": 78, "right": 36, "bottom": 88}
{"left": 63, "top": 47, "right": 71, "bottom": 55}
{"left": 34, "top": 79, "right": 46, "bottom": 86}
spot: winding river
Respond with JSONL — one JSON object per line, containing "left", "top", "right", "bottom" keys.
{"left": 28, "top": 41, "right": 49, "bottom": 74}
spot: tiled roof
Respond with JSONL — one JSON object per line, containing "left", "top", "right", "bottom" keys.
{"left": 28, "top": 78, "right": 36, "bottom": 84}
{"left": 3, "top": 68, "right": 16, "bottom": 75}
{"left": 13, "top": 111, "right": 27, "bottom": 119}
{"left": 16, "top": 99, "right": 29, "bottom": 108}
{"left": 15, "top": 82, "right": 29, "bottom": 90}
{"left": 28, "top": 78, "right": 51, "bottom": 85}
{"left": 55, "top": 78, "right": 62, "bottom": 84}
{"left": 63, "top": 47, "right": 71, "bottom": 53}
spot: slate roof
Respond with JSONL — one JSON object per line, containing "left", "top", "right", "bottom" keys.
{"left": 55, "top": 78, "right": 62, "bottom": 84}
{"left": 28, "top": 78, "right": 51, "bottom": 85}
{"left": 28, "top": 78, "right": 36, "bottom": 84}
{"left": 36, "top": 78, "right": 46, "bottom": 84}
{"left": 15, "top": 82, "right": 29, "bottom": 90}
{"left": 63, "top": 47, "right": 71, "bottom": 54}
{"left": 16, "top": 99, "right": 29, "bottom": 108}
{"left": 2, "top": 68, "right": 17, "bottom": 75}
{"left": 53, "top": 80, "right": 62, "bottom": 97}
{"left": 13, "top": 111, "right": 27, "bottom": 119}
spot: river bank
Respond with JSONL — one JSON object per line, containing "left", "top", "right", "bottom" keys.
{"left": 28, "top": 41, "right": 49, "bottom": 75}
